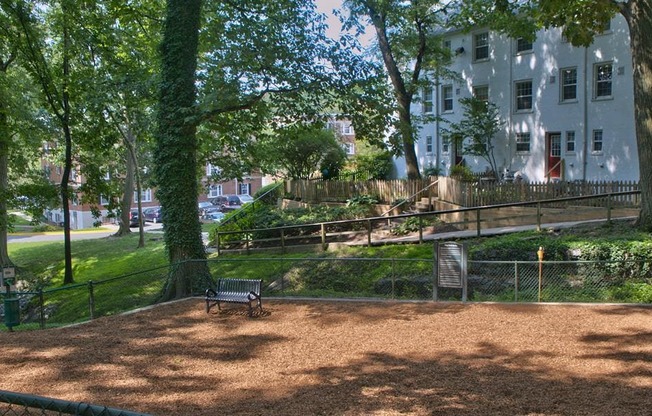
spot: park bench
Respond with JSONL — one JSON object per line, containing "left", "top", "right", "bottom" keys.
{"left": 205, "top": 278, "right": 263, "bottom": 317}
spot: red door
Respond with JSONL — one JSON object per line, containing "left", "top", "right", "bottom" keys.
{"left": 547, "top": 133, "right": 561, "bottom": 180}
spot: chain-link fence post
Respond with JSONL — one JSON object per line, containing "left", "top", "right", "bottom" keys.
{"left": 88, "top": 281, "right": 95, "bottom": 320}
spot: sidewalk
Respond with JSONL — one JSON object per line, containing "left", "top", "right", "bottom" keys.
{"left": 362, "top": 216, "right": 639, "bottom": 246}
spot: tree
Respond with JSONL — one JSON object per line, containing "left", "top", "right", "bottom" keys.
{"left": 267, "top": 125, "right": 346, "bottom": 180}
{"left": 2, "top": 0, "right": 81, "bottom": 284}
{"left": 156, "top": 0, "right": 370, "bottom": 300}
{"left": 458, "top": 0, "right": 652, "bottom": 229}
{"left": 442, "top": 97, "right": 505, "bottom": 180}
{"left": 341, "top": 0, "right": 453, "bottom": 179}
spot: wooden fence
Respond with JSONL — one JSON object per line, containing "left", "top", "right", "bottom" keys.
{"left": 438, "top": 178, "right": 641, "bottom": 207}
{"left": 285, "top": 177, "right": 640, "bottom": 208}
{"left": 285, "top": 178, "right": 436, "bottom": 204}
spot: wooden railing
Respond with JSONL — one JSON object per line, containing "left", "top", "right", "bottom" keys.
{"left": 214, "top": 190, "right": 641, "bottom": 255}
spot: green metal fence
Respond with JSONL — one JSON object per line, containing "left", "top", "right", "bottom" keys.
{"left": 0, "top": 389, "right": 151, "bottom": 416}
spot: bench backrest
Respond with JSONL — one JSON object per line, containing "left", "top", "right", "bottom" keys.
{"left": 216, "top": 278, "right": 262, "bottom": 295}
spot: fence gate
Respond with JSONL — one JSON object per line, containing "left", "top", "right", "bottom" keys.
{"left": 434, "top": 242, "right": 468, "bottom": 301}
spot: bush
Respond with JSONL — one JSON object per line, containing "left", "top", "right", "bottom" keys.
{"left": 254, "top": 182, "right": 283, "bottom": 205}
{"left": 450, "top": 165, "right": 475, "bottom": 182}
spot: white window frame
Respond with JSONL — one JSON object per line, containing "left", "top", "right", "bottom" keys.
{"left": 560, "top": 67, "right": 577, "bottom": 102}
{"left": 473, "top": 32, "right": 489, "bottom": 62}
{"left": 343, "top": 142, "right": 355, "bottom": 155}
{"left": 239, "top": 183, "right": 251, "bottom": 195}
{"left": 133, "top": 188, "right": 152, "bottom": 203}
{"left": 515, "top": 80, "right": 533, "bottom": 112}
{"left": 441, "top": 85, "right": 454, "bottom": 112}
{"left": 594, "top": 62, "right": 613, "bottom": 99}
{"left": 515, "top": 37, "right": 533, "bottom": 54}
{"left": 473, "top": 85, "right": 489, "bottom": 102}
{"left": 206, "top": 163, "right": 221, "bottom": 177}
{"left": 208, "top": 184, "right": 222, "bottom": 198}
{"left": 426, "top": 136, "right": 433, "bottom": 154}
{"left": 592, "top": 130, "right": 604, "bottom": 153}
{"left": 422, "top": 87, "right": 434, "bottom": 114}
{"left": 515, "top": 133, "right": 531, "bottom": 153}
{"left": 565, "top": 131, "right": 576, "bottom": 153}
{"left": 343, "top": 124, "right": 354, "bottom": 135}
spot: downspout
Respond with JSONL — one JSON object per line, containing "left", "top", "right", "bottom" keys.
{"left": 582, "top": 46, "right": 589, "bottom": 181}
{"left": 435, "top": 71, "right": 441, "bottom": 171}
{"left": 508, "top": 34, "right": 514, "bottom": 173}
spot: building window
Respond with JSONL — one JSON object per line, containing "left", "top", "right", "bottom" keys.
{"left": 592, "top": 130, "right": 603, "bottom": 153}
{"left": 239, "top": 183, "right": 251, "bottom": 195}
{"left": 343, "top": 142, "right": 355, "bottom": 155}
{"left": 516, "top": 133, "right": 531, "bottom": 153}
{"left": 443, "top": 39, "right": 451, "bottom": 51}
{"left": 422, "top": 87, "right": 433, "bottom": 114}
{"left": 473, "top": 32, "right": 489, "bottom": 61}
{"left": 566, "top": 131, "right": 576, "bottom": 153}
{"left": 426, "top": 136, "right": 433, "bottom": 154}
{"left": 209, "top": 185, "right": 222, "bottom": 198}
{"left": 442, "top": 141, "right": 449, "bottom": 153}
{"left": 515, "top": 80, "right": 533, "bottom": 111}
{"left": 600, "top": 19, "right": 611, "bottom": 33}
{"left": 516, "top": 37, "right": 533, "bottom": 53}
{"left": 561, "top": 67, "right": 577, "bottom": 101}
{"left": 206, "top": 163, "right": 221, "bottom": 176}
{"left": 343, "top": 124, "right": 354, "bottom": 135}
{"left": 594, "top": 63, "right": 613, "bottom": 99}
{"left": 473, "top": 85, "right": 489, "bottom": 102}
{"left": 442, "top": 85, "right": 453, "bottom": 112}
{"left": 100, "top": 196, "right": 110, "bottom": 206}
{"left": 133, "top": 188, "right": 152, "bottom": 203}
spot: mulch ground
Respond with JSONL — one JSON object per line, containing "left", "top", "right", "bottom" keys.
{"left": 0, "top": 299, "right": 650, "bottom": 415}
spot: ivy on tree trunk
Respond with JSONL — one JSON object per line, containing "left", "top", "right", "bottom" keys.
{"left": 155, "top": 0, "right": 211, "bottom": 300}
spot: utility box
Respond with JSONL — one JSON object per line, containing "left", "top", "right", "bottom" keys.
{"left": 4, "top": 297, "right": 20, "bottom": 329}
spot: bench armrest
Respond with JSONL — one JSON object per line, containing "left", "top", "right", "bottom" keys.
{"left": 205, "top": 288, "right": 217, "bottom": 297}
{"left": 248, "top": 291, "right": 260, "bottom": 301}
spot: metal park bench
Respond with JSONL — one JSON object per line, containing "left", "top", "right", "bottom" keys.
{"left": 205, "top": 278, "right": 263, "bottom": 317}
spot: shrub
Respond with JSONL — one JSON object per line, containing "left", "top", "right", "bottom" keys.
{"left": 254, "top": 182, "right": 284, "bottom": 205}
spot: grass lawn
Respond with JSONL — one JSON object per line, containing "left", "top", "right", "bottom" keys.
{"left": 5, "top": 219, "right": 652, "bottom": 330}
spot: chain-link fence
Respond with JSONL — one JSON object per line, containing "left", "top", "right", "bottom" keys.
{"left": 0, "top": 389, "right": 150, "bottom": 416}
{"left": 204, "top": 257, "right": 652, "bottom": 303}
{"left": 2, "top": 257, "right": 650, "bottom": 331}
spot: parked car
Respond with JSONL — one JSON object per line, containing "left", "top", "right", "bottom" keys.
{"left": 210, "top": 195, "right": 242, "bottom": 211}
{"left": 201, "top": 206, "right": 222, "bottom": 219}
{"left": 198, "top": 201, "right": 215, "bottom": 217}
{"left": 143, "top": 207, "right": 163, "bottom": 223}
{"left": 207, "top": 212, "right": 225, "bottom": 223}
{"left": 237, "top": 194, "right": 254, "bottom": 204}
{"left": 129, "top": 210, "right": 140, "bottom": 227}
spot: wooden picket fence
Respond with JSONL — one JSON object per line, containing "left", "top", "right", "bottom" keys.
{"left": 286, "top": 177, "right": 640, "bottom": 208}
{"left": 285, "top": 178, "right": 436, "bottom": 204}
{"left": 438, "top": 177, "right": 641, "bottom": 207}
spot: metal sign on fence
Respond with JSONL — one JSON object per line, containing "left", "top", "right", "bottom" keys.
{"left": 434, "top": 242, "right": 468, "bottom": 301}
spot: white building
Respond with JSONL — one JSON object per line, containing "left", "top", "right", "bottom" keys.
{"left": 395, "top": 15, "right": 638, "bottom": 182}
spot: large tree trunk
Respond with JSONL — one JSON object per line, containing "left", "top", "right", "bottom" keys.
{"left": 370, "top": 6, "right": 422, "bottom": 179}
{"left": 622, "top": 0, "right": 652, "bottom": 230}
{"left": 155, "top": 0, "right": 210, "bottom": 300}
{"left": 115, "top": 131, "right": 135, "bottom": 237}
{"left": 0, "top": 80, "right": 11, "bottom": 266}
{"left": 61, "top": 3, "right": 73, "bottom": 285}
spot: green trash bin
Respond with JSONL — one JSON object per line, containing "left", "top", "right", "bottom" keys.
{"left": 4, "top": 297, "right": 20, "bottom": 329}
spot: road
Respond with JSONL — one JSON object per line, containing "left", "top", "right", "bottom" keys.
{"left": 7, "top": 224, "right": 164, "bottom": 244}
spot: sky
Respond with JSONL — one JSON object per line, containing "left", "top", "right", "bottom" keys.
{"left": 315, "top": 0, "right": 374, "bottom": 46}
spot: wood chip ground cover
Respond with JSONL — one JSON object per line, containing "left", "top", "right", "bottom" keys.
{"left": 0, "top": 299, "right": 650, "bottom": 415}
